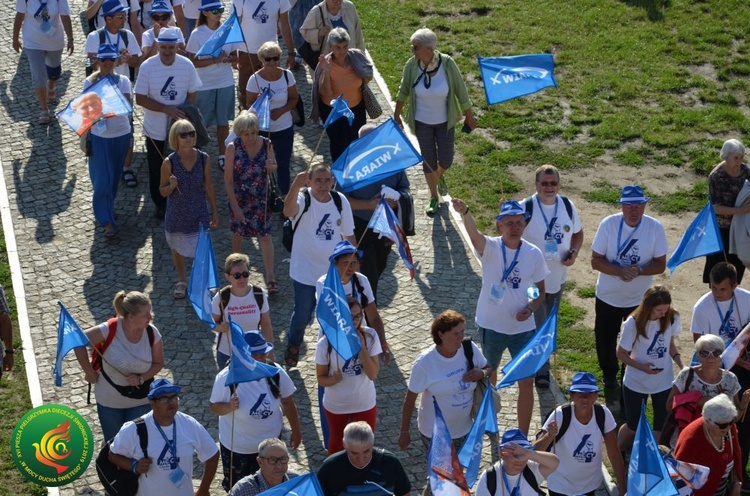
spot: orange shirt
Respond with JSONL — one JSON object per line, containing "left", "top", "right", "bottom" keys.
{"left": 320, "top": 62, "right": 363, "bottom": 108}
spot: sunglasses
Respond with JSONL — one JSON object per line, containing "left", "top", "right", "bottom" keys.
{"left": 230, "top": 271, "right": 250, "bottom": 280}
{"left": 210, "top": 8, "right": 225, "bottom": 14}
{"left": 263, "top": 56, "right": 280, "bottom": 62}
{"left": 260, "top": 456, "right": 289, "bottom": 465}
{"left": 715, "top": 420, "right": 735, "bottom": 430}
{"left": 97, "top": 58, "right": 116, "bottom": 62}
{"left": 698, "top": 349, "right": 722, "bottom": 358}
{"left": 539, "top": 181, "right": 558, "bottom": 187}
{"left": 179, "top": 131, "right": 196, "bottom": 139}
{"left": 152, "top": 14, "right": 170, "bottom": 21}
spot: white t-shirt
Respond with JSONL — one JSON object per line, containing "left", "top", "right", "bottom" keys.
{"left": 315, "top": 271, "right": 375, "bottom": 305}
{"left": 408, "top": 342, "right": 487, "bottom": 438}
{"left": 475, "top": 237, "right": 549, "bottom": 335}
{"left": 16, "top": 0, "right": 71, "bottom": 51}
{"left": 182, "top": 0, "right": 200, "bottom": 19}
{"left": 315, "top": 326, "right": 381, "bottom": 414}
{"left": 134, "top": 54, "right": 202, "bottom": 140}
{"left": 89, "top": 0, "right": 140, "bottom": 32}
{"left": 185, "top": 25, "right": 236, "bottom": 90}
{"left": 233, "top": 0, "right": 291, "bottom": 53}
{"left": 141, "top": 26, "right": 186, "bottom": 50}
{"left": 139, "top": 0, "right": 185, "bottom": 30}
{"left": 620, "top": 315, "right": 681, "bottom": 394}
{"left": 691, "top": 289, "right": 750, "bottom": 346}
{"left": 542, "top": 404, "right": 617, "bottom": 495}
{"left": 246, "top": 70, "right": 296, "bottom": 132}
{"left": 210, "top": 365, "right": 296, "bottom": 453}
{"left": 414, "top": 64, "right": 449, "bottom": 125}
{"left": 83, "top": 75, "right": 132, "bottom": 138}
{"left": 289, "top": 191, "right": 355, "bottom": 285}
{"left": 523, "top": 194, "right": 583, "bottom": 293}
{"left": 211, "top": 287, "right": 269, "bottom": 356}
{"left": 95, "top": 320, "right": 162, "bottom": 409}
{"left": 475, "top": 461, "right": 544, "bottom": 496}
{"left": 111, "top": 411, "right": 218, "bottom": 496}
{"left": 592, "top": 213, "right": 669, "bottom": 308}
{"left": 85, "top": 28, "right": 142, "bottom": 78}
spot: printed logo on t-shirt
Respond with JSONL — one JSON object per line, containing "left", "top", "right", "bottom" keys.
{"left": 247, "top": 393, "right": 274, "bottom": 419}
{"left": 227, "top": 304, "right": 259, "bottom": 318}
{"left": 252, "top": 1, "right": 269, "bottom": 23}
{"left": 545, "top": 221, "right": 564, "bottom": 245}
{"left": 315, "top": 214, "right": 336, "bottom": 241}
{"left": 157, "top": 442, "right": 180, "bottom": 471}
{"left": 617, "top": 241, "right": 640, "bottom": 266}
{"left": 341, "top": 355, "right": 363, "bottom": 377}
{"left": 719, "top": 317, "right": 740, "bottom": 344}
{"left": 507, "top": 267, "right": 522, "bottom": 289}
{"left": 160, "top": 77, "right": 178, "bottom": 101}
{"left": 572, "top": 434, "right": 596, "bottom": 463}
{"left": 646, "top": 333, "right": 667, "bottom": 360}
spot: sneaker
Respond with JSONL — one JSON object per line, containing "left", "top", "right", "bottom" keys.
{"left": 438, "top": 176, "right": 448, "bottom": 196}
{"left": 535, "top": 372, "right": 550, "bottom": 388}
{"left": 218, "top": 156, "right": 225, "bottom": 171}
{"left": 425, "top": 197, "right": 439, "bottom": 216}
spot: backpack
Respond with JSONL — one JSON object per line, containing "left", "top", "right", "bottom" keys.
{"left": 485, "top": 464, "right": 544, "bottom": 496}
{"left": 215, "top": 285, "right": 266, "bottom": 351}
{"left": 541, "top": 403, "right": 606, "bottom": 447}
{"left": 523, "top": 195, "right": 574, "bottom": 223}
{"left": 282, "top": 190, "right": 343, "bottom": 252}
{"left": 96, "top": 417, "right": 148, "bottom": 496}
{"left": 228, "top": 363, "right": 282, "bottom": 399}
{"left": 85, "top": 27, "right": 131, "bottom": 75}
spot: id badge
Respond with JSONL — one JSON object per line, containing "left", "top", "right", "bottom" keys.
{"left": 169, "top": 466, "right": 189, "bottom": 490}
{"left": 490, "top": 283, "right": 506, "bottom": 305}
{"left": 544, "top": 239, "right": 559, "bottom": 260}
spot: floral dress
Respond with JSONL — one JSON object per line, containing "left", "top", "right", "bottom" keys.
{"left": 229, "top": 136, "right": 271, "bottom": 237}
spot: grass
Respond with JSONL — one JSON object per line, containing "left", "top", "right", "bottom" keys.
{"left": 359, "top": 0, "right": 750, "bottom": 230}
{"left": 0, "top": 226, "right": 46, "bottom": 496}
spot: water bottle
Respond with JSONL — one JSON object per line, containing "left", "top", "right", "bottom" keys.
{"left": 527, "top": 283, "right": 540, "bottom": 300}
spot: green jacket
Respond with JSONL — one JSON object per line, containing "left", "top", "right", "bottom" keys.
{"left": 396, "top": 51, "right": 472, "bottom": 132}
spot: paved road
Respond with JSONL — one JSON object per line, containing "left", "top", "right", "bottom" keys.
{"left": 1, "top": 1, "right": 594, "bottom": 494}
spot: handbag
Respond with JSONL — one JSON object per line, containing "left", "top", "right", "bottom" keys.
{"left": 462, "top": 339, "right": 501, "bottom": 418}
{"left": 298, "top": 5, "right": 323, "bottom": 69}
{"left": 268, "top": 174, "right": 285, "bottom": 213}
{"left": 283, "top": 71, "right": 305, "bottom": 127}
{"left": 362, "top": 82, "right": 383, "bottom": 119}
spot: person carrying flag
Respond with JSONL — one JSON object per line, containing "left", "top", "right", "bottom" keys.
{"left": 452, "top": 198, "right": 548, "bottom": 435}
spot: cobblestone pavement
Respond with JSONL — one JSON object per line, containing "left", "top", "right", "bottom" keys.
{"left": 1, "top": 2, "right": 606, "bottom": 495}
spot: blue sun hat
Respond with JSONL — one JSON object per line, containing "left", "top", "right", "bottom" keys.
{"left": 617, "top": 185, "right": 650, "bottom": 204}
{"left": 148, "top": 378, "right": 181, "bottom": 399}
{"left": 500, "top": 428, "right": 532, "bottom": 450}
{"left": 149, "top": 0, "right": 173, "bottom": 16}
{"left": 244, "top": 331, "right": 274, "bottom": 354}
{"left": 96, "top": 44, "right": 119, "bottom": 59}
{"left": 329, "top": 240, "right": 363, "bottom": 263}
{"left": 496, "top": 200, "right": 527, "bottom": 222}
{"left": 101, "top": 0, "right": 129, "bottom": 17}
{"left": 198, "top": 0, "right": 225, "bottom": 11}
{"left": 566, "top": 372, "right": 603, "bottom": 393}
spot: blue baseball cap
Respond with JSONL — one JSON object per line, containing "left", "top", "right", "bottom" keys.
{"left": 148, "top": 378, "right": 181, "bottom": 399}
{"left": 244, "top": 331, "right": 274, "bottom": 354}
{"left": 566, "top": 372, "right": 603, "bottom": 393}
{"left": 329, "top": 240, "right": 363, "bottom": 263}
{"left": 496, "top": 200, "right": 527, "bottom": 222}
{"left": 500, "top": 428, "right": 532, "bottom": 450}
{"left": 617, "top": 185, "right": 650, "bottom": 204}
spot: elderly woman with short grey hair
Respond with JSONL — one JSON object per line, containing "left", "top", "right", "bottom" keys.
{"left": 311, "top": 27, "right": 373, "bottom": 161}
{"left": 705, "top": 138, "right": 750, "bottom": 284}
{"left": 394, "top": 27, "right": 476, "bottom": 216}
{"left": 675, "top": 394, "right": 743, "bottom": 496}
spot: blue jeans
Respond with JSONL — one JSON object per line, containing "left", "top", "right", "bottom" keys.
{"left": 97, "top": 402, "right": 152, "bottom": 442}
{"left": 287, "top": 280, "right": 317, "bottom": 347}
{"left": 270, "top": 126, "right": 294, "bottom": 194}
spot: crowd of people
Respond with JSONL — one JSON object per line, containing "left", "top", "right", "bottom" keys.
{"left": 12, "top": 0, "right": 750, "bottom": 495}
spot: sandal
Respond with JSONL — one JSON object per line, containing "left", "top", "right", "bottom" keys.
{"left": 38, "top": 110, "right": 50, "bottom": 125}
{"left": 122, "top": 169, "right": 138, "bottom": 188}
{"left": 104, "top": 225, "right": 119, "bottom": 238}
{"left": 284, "top": 345, "right": 299, "bottom": 368}
{"left": 267, "top": 281, "right": 279, "bottom": 294}
{"left": 173, "top": 282, "right": 187, "bottom": 299}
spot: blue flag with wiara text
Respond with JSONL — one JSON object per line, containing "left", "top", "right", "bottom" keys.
{"left": 478, "top": 54, "right": 557, "bottom": 105}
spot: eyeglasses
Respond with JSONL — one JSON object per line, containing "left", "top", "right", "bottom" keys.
{"left": 539, "top": 181, "right": 559, "bottom": 187}
{"left": 230, "top": 271, "right": 250, "bottom": 280}
{"left": 113, "top": 13, "right": 127, "bottom": 19}
{"left": 698, "top": 349, "right": 722, "bottom": 358}
{"left": 154, "top": 394, "right": 179, "bottom": 404}
{"left": 714, "top": 420, "right": 735, "bottom": 430}
{"left": 152, "top": 14, "right": 170, "bottom": 21}
{"left": 179, "top": 131, "right": 196, "bottom": 139}
{"left": 210, "top": 8, "right": 225, "bottom": 14}
{"left": 260, "top": 456, "right": 289, "bottom": 465}
{"left": 263, "top": 56, "right": 280, "bottom": 62}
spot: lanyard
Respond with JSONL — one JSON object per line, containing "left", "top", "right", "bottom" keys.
{"left": 34, "top": 2, "right": 48, "bottom": 19}
{"left": 501, "top": 466, "right": 521, "bottom": 496}
{"left": 104, "top": 30, "right": 121, "bottom": 53}
{"left": 535, "top": 196, "right": 559, "bottom": 239}
{"left": 500, "top": 239, "right": 522, "bottom": 283}
{"left": 616, "top": 216, "right": 642, "bottom": 259}
{"left": 713, "top": 296, "right": 736, "bottom": 336}
{"left": 154, "top": 419, "right": 177, "bottom": 461}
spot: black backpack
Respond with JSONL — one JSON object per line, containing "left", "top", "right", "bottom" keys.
{"left": 523, "top": 195, "right": 574, "bottom": 223}
{"left": 215, "top": 285, "right": 266, "bottom": 351}
{"left": 282, "top": 190, "right": 343, "bottom": 252}
{"left": 485, "top": 464, "right": 544, "bottom": 496}
{"left": 96, "top": 418, "right": 148, "bottom": 496}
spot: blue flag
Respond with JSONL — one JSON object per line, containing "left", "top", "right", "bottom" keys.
{"left": 250, "top": 86, "right": 272, "bottom": 132}
{"left": 458, "top": 380, "right": 499, "bottom": 488}
{"left": 429, "top": 397, "right": 471, "bottom": 495}
{"left": 368, "top": 198, "right": 415, "bottom": 278}
{"left": 226, "top": 319, "right": 279, "bottom": 386}
{"left": 195, "top": 8, "right": 246, "bottom": 58}
{"left": 496, "top": 303, "right": 557, "bottom": 389}
{"left": 54, "top": 302, "right": 89, "bottom": 387}
{"left": 255, "top": 473, "right": 324, "bottom": 495}
{"left": 331, "top": 118, "right": 423, "bottom": 192}
{"left": 667, "top": 202, "right": 723, "bottom": 273}
{"left": 57, "top": 75, "right": 133, "bottom": 137}
{"left": 478, "top": 54, "right": 557, "bottom": 105}
{"left": 188, "top": 225, "right": 220, "bottom": 328}
{"left": 628, "top": 404, "right": 679, "bottom": 496}
{"left": 316, "top": 261, "right": 360, "bottom": 361}
{"left": 323, "top": 94, "right": 354, "bottom": 128}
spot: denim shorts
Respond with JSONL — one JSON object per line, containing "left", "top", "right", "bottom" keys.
{"left": 479, "top": 327, "right": 535, "bottom": 371}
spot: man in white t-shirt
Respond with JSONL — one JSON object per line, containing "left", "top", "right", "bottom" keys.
{"left": 109, "top": 379, "right": 219, "bottom": 496}
{"left": 522, "top": 164, "right": 583, "bottom": 389}
{"left": 282, "top": 164, "right": 355, "bottom": 368}
{"left": 134, "top": 26, "right": 201, "bottom": 220}
{"left": 590, "top": 185, "right": 668, "bottom": 389}
{"left": 232, "top": 0, "right": 297, "bottom": 109}
{"left": 452, "top": 198, "right": 548, "bottom": 435}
